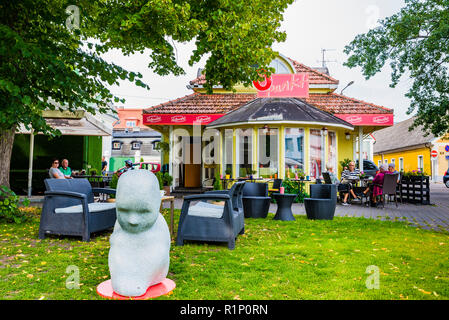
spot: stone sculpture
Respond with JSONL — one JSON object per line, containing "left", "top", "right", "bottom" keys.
{"left": 108, "top": 170, "right": 170, "bottom": 297}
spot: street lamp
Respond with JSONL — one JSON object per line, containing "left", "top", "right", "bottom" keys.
{"left": 340, "top": 81, "right": 354, "bottom": 95}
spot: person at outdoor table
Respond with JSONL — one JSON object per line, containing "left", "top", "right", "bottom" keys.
{"left": 362, "top": 163, "right": 387, "bottom": 206}
{"left": 340, "top": 161, "right": 361, "bottom": 205}
{"left": 115, "top": 159, "right": 134, "bottom": 176}
{"left": 49, "top": 159, "right": 65, "bottom": 179}
{"left": 59, "top": 158, "right": 73, "bottom": 179}
{"left": 387, "top": 163, "right": 400, "bottom": 183}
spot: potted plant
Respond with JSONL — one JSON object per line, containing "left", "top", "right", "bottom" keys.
{"left": 107, "top": 173, "right": 119, "bottom": 202}
{"left": 161, "top": 172, "right": 173, "bottom": 195}
{"left": 249, "top": 169, "right": 257, "bottom": 179}
{"left": 225, "top": 168, "right": 231, "bottom": 179}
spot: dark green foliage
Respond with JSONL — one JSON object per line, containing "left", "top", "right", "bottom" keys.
{"left": 339, "top": 158, "right": 352, "bottom": 171}
{"left": 344, "top": 0, "right": 449, "bottom": 136}
{"left": 281, "top": 178, "right": 309, "bottom": 203}
{"left": 0, "top": 185, "right": 30, "bottom": 223}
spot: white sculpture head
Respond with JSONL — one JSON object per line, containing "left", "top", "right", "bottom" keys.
{"left": 115, "top": 170, "right": 161, "bottom": 233}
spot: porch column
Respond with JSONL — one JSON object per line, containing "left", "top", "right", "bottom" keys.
{"left": 359, "top": 126, "right": 364, "bottom": 172}
{"left": 27, "top": 129, "right": 35, "bottom": 197}
{"left": 169, "top": 126, "right": 174, "bottom": 189}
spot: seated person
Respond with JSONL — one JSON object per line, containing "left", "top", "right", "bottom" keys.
{"left": 362, "top": 163, "right": 387, "bottom": 206}
{"left": 49, "top": 159, "right": 65, "bottom": 179}
{"left": 115, "top": 159, "right": 134, "bottom": 176}
{"left": 387, "top": 163, "right": 401, "bottom": 183}
{"left": 340, "top": 161, "right": 361, "bottom": 206}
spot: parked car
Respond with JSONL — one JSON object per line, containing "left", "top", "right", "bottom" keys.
{"left": 355, "top": 160, "right": 379, "bottom": 178}
{"left": 444, "top": 168, "right": 449, "bottom": 188}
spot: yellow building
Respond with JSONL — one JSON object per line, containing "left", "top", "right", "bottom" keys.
{"left": 373, "top": 117, "right": 449, "bottom": 181}
{"left": 143, "top": 55, "right": 395, "bottom": 191}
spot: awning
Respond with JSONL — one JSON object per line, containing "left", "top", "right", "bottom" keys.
{"left": 207, "top": 97, "right": 354, "bottom": 130}
{"left": 17, "top": 112, "right": 112, "bottom": 136}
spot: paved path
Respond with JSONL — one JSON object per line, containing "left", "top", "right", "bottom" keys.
{"left": 165, "top": 183, "right": 449, "bottom": 232}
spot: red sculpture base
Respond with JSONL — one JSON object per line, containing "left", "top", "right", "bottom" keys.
{"left": 96, "top": 278, "right": 175, "bottom": 300}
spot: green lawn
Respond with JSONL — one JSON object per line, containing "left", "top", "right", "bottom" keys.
{"left": 1, "top": 207, "right": 449, "bottom": 300}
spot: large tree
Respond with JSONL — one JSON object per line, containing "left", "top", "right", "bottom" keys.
{"left": 344, "top": 0, "right": 449, "bottom": 136}
{"left": 0, "top": 0, "right": 293, "bottom": 187}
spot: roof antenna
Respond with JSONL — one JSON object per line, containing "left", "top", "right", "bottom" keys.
{"left": 319, "top": 48, "right": 337, "bottom": 68}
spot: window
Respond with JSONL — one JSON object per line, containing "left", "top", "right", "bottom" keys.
{"left": 309, "top": 129, "right": 324, "bottom": 180}
{"left": 126, "top": 120, "right": 136, "bottom": 128}
{"left": 391, "top": 158, "right": 395, "bottom": 165}
{"left": 378, "top": 160, "right": 381, "bottom": 167}
{"left": 418, "top": 155, "right": 424, "bottom": 171}
{"left": 285, "top": 128, "right": 304, "bottom": 177}
{"left": 399, "top": 157, "right": 404, "bottom": 171}
{"left": 328, "top": 132, "right": 337, "bottom": 173}
{"left": 222, "top": 129, "right": 233, "bottom": 176}
{"left": 258, "top": 128, "right": 279, "bottom": 178}
{"left": 131, "top": 141, "right": 141, "bottom": 150}
{"left": 384, "top": 159, "right": 388, "bottom": 164}
{"left": 112, "top": 141, "right": 121, "bottom": 150}
{"left": 236, "top": 129, "right": 253, "bottom": 177}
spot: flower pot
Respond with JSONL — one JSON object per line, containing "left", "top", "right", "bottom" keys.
{"left": 163, "top": 185, "right": 171, "bottom": 196}
{"left": 106, "top": 198, "right": 115, "bottom": 203}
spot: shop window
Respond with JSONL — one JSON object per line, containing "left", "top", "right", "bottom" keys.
{"left": 222, "top": 129, "right": 233, "bottom": 177}
{"left": 258, "top": 128, "right": 279, "bottom": 178}
{"left": 236, "top": 128, "right": 253, "bottom": 177}
{"left": 112, "top": 141, "right": 121, "bottom": 150}
{"left": 328, "top": 132, "right": 337, "bottom": 173}
{"left": 285, "top": 128, "right": 304, "bottom": 177}
{"left": 309, "top": 129, "right": 323, "bottom": 180}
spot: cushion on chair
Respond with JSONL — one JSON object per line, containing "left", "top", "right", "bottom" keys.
{"left": 54, "top": 202, "right": 116, "bottom": 214}
{"left": 187, "top": 201, "right": 224, "bottom": 219}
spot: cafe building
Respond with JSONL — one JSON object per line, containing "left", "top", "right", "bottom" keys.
{"left": 143, "top": 54, "right": 394, "bottom": 191}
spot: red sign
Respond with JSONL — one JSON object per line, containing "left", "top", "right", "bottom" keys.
{"left": 143, "top": 113, "right": 225, "bottom": 126}
{"left": 431, "top": 150, "right": 438, "bottom": 158}
{"left": 254, "top": 73, "right": 309, "bottom": 98}
{"left": 335, "top": 114, "right": 394, "bottom": 126}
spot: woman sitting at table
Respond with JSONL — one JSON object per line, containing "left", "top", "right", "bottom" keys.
{"left": 326, "top": 163, "right": 359, "bottom": 206}
{"left": 362, "top": 163, "right": 387, "bottom": 206}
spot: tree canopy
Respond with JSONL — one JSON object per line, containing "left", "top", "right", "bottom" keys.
{"left": 0, "top": 0, "right": 293, "bottom": 186}
{"left": 344, "top": 0, "right": 449, "bottom": 136}
{"left": 0, "top": 0, "right": 293, "bottom": 134}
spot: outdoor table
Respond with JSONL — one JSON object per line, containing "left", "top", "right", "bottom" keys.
{"left": 272, "top": 193, "right": 296, "bottom": 221}
{"left": 160, "top": 196, "right": 175, "bottom": 237}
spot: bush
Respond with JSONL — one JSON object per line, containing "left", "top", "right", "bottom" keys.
{"left": 109, "top": 173, "right": 119, "bottom": 198}
{"left": 155, "top": 171, "right": 163, "bottom": 190}
{"left": 282, "top": 178, "right": 309, "bottom": 203}
{"left": 162, "top": 172, "right": 173, "bottom": 186}
{"left": 0, "top": 186, "right": 30, "bottom": 223}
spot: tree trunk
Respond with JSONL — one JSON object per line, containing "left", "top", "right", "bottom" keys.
{"left": 0, "top": 126, "right": 16, "bottom": 188}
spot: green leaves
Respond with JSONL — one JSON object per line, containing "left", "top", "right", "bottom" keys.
{"left": 344, "top": 0, "right": 449, "bottom": 136}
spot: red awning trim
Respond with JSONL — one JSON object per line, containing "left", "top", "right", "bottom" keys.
{"left": 335, "top": 114, "right": 394, "bottom": 126}
{"left": 143, "top": 113, "right": 225, "bottom": 125}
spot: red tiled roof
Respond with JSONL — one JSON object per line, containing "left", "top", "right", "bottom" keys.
{"left": 288, "top": 59, "right": 339, "bottom": 85}
{"left": 304, "top": 93, "right": 393, "bottom": 114}
{"left": 189, "top": 58, "right": 339, "bottom": 86}
{"left": 144, "top": 93, "right": 257, "bottom": 114}
{"left": 144, "top": 92, "right": 392, "bottom": 116}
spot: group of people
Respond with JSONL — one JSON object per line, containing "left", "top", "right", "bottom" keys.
{"left": 326, "top": 161, "right": 399, "bottom": 207}
{"left": 49, "top": 158, "right": 73, "bottom": 179}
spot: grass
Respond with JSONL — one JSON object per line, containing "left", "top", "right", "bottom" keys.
{"left": 1, "top": 207, "right": 449, "bottom": 300}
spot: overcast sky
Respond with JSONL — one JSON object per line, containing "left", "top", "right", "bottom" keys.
{"left": 102, "top": 0, "right": 412, "bottom": 123}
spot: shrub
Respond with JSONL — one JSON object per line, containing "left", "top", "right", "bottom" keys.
{"left": 282, "top": 178, "right": 309, "bottom": 203}
{"left": 339, "top": 158, "right": 352, "bottom": 171}
{"left": 109, "top": 173, "right": 119, "bottom": 198}
{"left": 155, "top": 171, "right": 163, "bottom": 190}
{"left": 0, "top": 186, "right": 30, "bottom": 223}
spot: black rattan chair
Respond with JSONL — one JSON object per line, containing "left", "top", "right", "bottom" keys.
{"left": 304, "top": 184, "right": 337, "bottom": 220}
{"left": 242, "top": 182, "right": 271, "bottom": 218}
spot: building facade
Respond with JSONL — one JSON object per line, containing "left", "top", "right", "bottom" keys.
{"left": 143, "top": 55, "right": 395, "bottom": 191}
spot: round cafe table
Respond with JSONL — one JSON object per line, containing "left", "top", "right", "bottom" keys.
{"left": 272, "top": 193, "right": 297, "bottom": 221}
